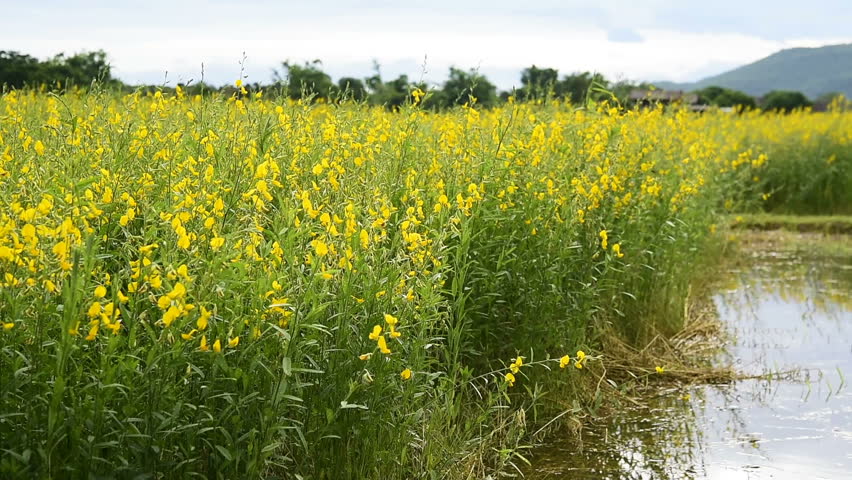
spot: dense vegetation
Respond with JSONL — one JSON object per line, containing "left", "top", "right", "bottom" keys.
{"left": 0, "top": 83, "right": 849, "bottom": 479}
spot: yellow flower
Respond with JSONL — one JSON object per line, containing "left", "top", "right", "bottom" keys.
{"left": 200, "top": 335, "right": 209, "bottom": 352}
{"left": 505, "top": 372, "right": 516, "bottom": 387}
{"left": 228, "top": 336, "right": 240, "bottom": 348}
{"left": 358, "top": 353, "right": 372, "bottom": 361}
{"left": 213, "top": 339, "right": 222, "bottom": 353}
{"left": 176, "top": 264, "right": 190, "bottom": 280}
{"left": 385, "top": 314, "right": 401, "bottom": 338}
{"left": 210, "top": 236, "right": 225, "bottom": 250}
{"left": 559, "top": 355, "right": 571, "bottom": 368}
{"left": 94, "top": 285, "right": 107, "bottom": 299}
{"left": 599, "top": 230, "right": 608, "bottom": 250}
{"left": 368, "top": 324, "right": 382, "bottom": 340}
{"left": 575, "top": 350, "right": 587, "bottom": 369}
{"left": 177, "top": 235, "right": 191, "bottom": 250}
{"left": 509, "top": 356, "right": 523, "bottom": 374}
{"left": 612, "top": 243, "right": 624, "bottom": 258}
{"left": 2, "top": 322, "right": 14, "bottom": 331}
{"left": 167, "top": 282, "right": 186, "bottom": 300}
{"left": 197, "top": 306, "right": 212, "bottom": 330}
{"left": 34, "top": 140, "right": 45, "bottom": 155}
{"left": 85, "top": 321, "right": 100, "bottom": 341}
{"left": 377, "top": 335, "right": 391, "bottom": 354}
{"left": 655, "top": 366, "right": 665, "bottom": 374}
{"left": 181, "top": 329, "right": 198, "bottom": 340}
{"left": 400, "top": 368, "right": 412, "bottom": 380}
{"left": 87, "top": 302, "right": 102, "bottom": 318}
{"left": 162, "top": 305, "right": 181, "bottom": 327}
{"left": 312, "top": 239, "right": 329, "bottom": 256}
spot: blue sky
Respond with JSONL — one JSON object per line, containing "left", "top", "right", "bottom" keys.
{"left": 2, "top": 0, "right": 850, "bottom": 88}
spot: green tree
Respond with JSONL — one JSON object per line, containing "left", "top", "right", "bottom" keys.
{"left": 695, "top": 86, "right": 756, "bottom": 109}
{"left": 0, "top": 51, "right": 43, "bottom": 88}
{"left": 336, "top": 77, "right": 367, "bottom": 102}
{"left": 761, "top": 90, "right": 812, "bottom": 112}
{"left": 556, "top": 72, "right": 609, "bottom": 104}
{"left": 368, "top": 74, "right": 412, "bottom": 110}
{"left": 274, "top": 60, "right": 334, "bottom": 101}
{"left": 0, "top": 50, "right": 114, "bottom": 89}
{"left": 49, "top": 51, "right": 113, "bottom": 86}
{"left": 437, "top": 67, "right": 498, "bottom": 108}
{"left": 518, "top": 65, "right": 559, "bottom": 100}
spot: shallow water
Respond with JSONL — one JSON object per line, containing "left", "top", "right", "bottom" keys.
{"left": 527, "top": 239, "right": 852, "bottom": 479}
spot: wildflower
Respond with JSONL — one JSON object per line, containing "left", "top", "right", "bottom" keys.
{"left": 162, "top": 305, "right": 181, "bottom": 327}
{"left": 559, "top": 355, "right": 571, "bottom": 368}
{"left": 94, "top": 286, "right": 107, "bottom": 299}
{"left": 575, "top": 350, "right": 587, "bottom": 369}
{"left": 157, "top": 295, "right": 172, "bottom": 310}
{"left": 368, "top": 325, "right": 382, "bottom": 340}
{"left": 312, "top": 239, "right": 329, "bottom": 256}
{"left": 411, "top": 88, "right": 425, "bottom": 105}
{"left": 2, "top": 322, "right": 14, "bottom": 331}
{"left": 505, "top": 372, "right": 516, "bottom": 387}
{"left": 200, "top": 335, "right": 209, "bottom": 352}
{"left": 612, "top": 243, "right": 624, "bottom": 258}
{"left": 377, "top": 335, "right": 391, "bottom": 354}
{"left": 197, "top": 306, "right": 212, "bottom": 330}
{"left": 228, "top": 336, "right": 239, "bottom": 348}
{"left": 210, "top": 236, "right": 225, "bottom": 250}
{"left": 509, "top": 356, "right": 524, "bottom": 374}
{"left": 655, "top": 366, "right": 665, "bottom": 374}
{"left": 400, "top": 368, "right": 412, "bottom": 380}
{"left": 385, "top": 314, "right": 401, "bottom": 338}
{"left": 599, "top": 230, "right": 608, "bottom": 249}
{"left": 181, "top": 329, "right": 198, "bottom": 340}
{"left": 87, "top": 302, "right": 102, "bottom": 318}
{"left": 213, "top": 339, "right": 222, "bottom": 353}
{"left": 176, "top": 264, "right": 190, "bottom": 280}
{"left": 167, "top": 282, "right": 186, "bottom": 300}
{"left": 85, "top": 321, "right": 100, "bottom": 341}
{"left": 359, "top": 353, "right": 372, "bottom": 361}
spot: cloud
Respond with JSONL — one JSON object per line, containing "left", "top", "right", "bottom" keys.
{"left": 607, "top": 28, "right": 644, "bottom": 43}
{"left": 1, "top": 1, "right": 851, "bottom": 88}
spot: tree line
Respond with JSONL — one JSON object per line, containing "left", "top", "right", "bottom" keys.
{"left": 1, "top": 49, "right": 843, "bottom": 112}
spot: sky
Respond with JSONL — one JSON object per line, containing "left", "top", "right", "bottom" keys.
{"left": 2, "top": 0, "right": 851, "bottom": 89}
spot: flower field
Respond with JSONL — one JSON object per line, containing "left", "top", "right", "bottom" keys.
{"left": 0, "top": 87, "right": 850, "bottom": 478}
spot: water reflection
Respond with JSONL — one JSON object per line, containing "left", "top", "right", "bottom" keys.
{"left": 528, "top": 236, "right": 852, "bottom": 479}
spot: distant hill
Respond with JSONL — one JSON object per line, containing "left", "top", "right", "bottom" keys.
{"left": 655, "top": 43, "right": 852, "bottom": 99}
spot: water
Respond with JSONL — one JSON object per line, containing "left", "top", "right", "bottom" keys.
{"left": 528, "top": 234, "right": 852, "bottom": 479}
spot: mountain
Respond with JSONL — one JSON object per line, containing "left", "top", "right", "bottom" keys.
{"left": 654, "top": 43, "right": 852, "bottom": 99}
